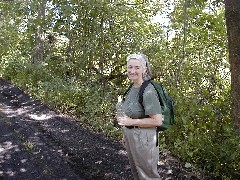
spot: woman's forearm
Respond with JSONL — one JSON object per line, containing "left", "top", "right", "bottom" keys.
{"left": 132, "top": 114, "right": 162, "bottom": 127}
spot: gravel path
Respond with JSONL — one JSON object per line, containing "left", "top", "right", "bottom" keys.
{"left": 0, "top": 78, "right": 210, "bottom": 180}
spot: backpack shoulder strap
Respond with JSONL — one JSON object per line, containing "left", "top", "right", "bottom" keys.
{"left": 123, "top": 83, "right": 133, "bottom": 101}
{"left": 150, "top": 81, "right": 164, "bottom": 106}
{"left": 139, "top": 80, "right": 165, "bottom": 107}
{"left": 138, "top": 80, "right": 151, "bottom": 109}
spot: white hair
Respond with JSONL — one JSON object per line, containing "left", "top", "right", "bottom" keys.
{"left": 126, "top": 53, "right": 152, "bottom": 80}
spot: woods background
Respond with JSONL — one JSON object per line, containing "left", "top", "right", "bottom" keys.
{"left": 0, "top": 0, "right": 239, "bottom": 179}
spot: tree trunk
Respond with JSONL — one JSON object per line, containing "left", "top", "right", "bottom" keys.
{"left": 33, "top": 0, "right": 47, "bottom": 63}
{"left": 225, "top": 0, "right": 240, "bottom": 131}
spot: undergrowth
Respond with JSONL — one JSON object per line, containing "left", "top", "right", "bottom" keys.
{"left": 0, "top": 60, "right": 239, "bottom": 179}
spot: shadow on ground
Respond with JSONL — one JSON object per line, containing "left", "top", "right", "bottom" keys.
{"left": 0, "top": 78, "right": 212, "bottom": 180}
{"left": 0, "top": 78, "right": 132, "bottom": 180}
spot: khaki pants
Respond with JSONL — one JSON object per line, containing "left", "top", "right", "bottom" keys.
{"left": 123, "top": 127, "right": 161, "bottom": 180}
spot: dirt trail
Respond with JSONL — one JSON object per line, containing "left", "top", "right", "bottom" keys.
{"left": 0, "top": 78, "right": 132, "bottom": 179}
{"left": 0, "top": 78, "right": 209, "bottom": 180}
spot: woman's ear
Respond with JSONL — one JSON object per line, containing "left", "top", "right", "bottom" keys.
{"left": 142, "top": 68, "right": 147, "bottom": 78}
{"left": 144, "top": 68, "right": 148, "bottom": 75}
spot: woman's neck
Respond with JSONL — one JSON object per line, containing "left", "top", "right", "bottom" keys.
{"left": 133, "top": 79, "right": 144, "bottom": 88}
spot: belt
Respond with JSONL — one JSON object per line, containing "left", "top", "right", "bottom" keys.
{"left": 125, "top": 126, "right": 139, "bottom": 129}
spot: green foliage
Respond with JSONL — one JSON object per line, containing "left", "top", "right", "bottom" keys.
{"left": 0, "top": 58, "right": 122, "bottom": 138}
{"left": 161, "top": 120, "right": 240, "bottom": 179}
{"left": 152, "top": 1, "right": 238, "bottom": 179}
{"left": 0, "top": 0, "right": 239, "bottom": 179}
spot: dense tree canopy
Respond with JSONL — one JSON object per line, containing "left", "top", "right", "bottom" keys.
{"left": 0, "top": 0, "right": 239, "bottom": 179}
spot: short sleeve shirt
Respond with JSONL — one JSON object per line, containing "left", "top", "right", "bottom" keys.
{"left": 123, "top": 83, "right": 162, "bottom": 119}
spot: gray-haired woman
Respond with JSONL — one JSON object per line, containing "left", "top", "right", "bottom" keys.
{"left": 117, "top": 53, "right": 163, "bottom": 179}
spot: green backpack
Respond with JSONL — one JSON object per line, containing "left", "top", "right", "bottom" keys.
{"left": 124, "top": 80, "right": 174, "bottom": 131}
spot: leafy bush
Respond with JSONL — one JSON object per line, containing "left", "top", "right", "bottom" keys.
{"left": 1, "top": 55, "right": 239, "bottom": 179}
{"left": 160, "top": 98, "right": 240, "bottom": 179}
{"left": 1, "top": 59, "right": 121, "bottom": 138}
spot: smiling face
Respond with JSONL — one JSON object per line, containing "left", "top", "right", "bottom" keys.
{"left": 127, "top": 59, "right": 146, "bottom": 84}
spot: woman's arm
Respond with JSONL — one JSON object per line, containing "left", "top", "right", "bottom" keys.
{"left": 117, "top": 114, "right": 162, "bottom": 127}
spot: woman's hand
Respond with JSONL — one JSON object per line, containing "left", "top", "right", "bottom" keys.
{"left": 116, "top": 116, "right": 133, "bottom": 126}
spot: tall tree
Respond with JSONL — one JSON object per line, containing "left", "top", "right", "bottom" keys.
{"left": 33, "top": 0, "right": 47, "bottom": 63}
{"left": 225, "top": 0, "right": 240, "bottom": 131}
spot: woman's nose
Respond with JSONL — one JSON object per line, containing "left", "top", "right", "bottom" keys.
{"left": 129, "top": 69, "right": 136, "bottom": 73}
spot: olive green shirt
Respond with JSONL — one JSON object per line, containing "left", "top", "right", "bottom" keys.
{"left": 123, "top": 83, "right": 162, "bottom": 119}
